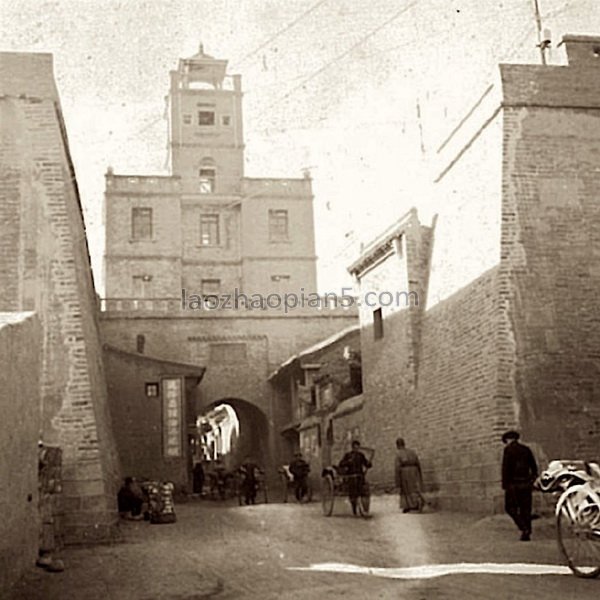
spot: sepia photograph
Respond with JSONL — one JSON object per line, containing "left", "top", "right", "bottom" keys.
{"left": 1, "top": 0, "right": 600, "bottom": 597}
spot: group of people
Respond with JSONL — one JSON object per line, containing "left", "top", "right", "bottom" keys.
{"left": 122, "top": 428, "right": 539, "bottom": 542}
{"left": 323, "top": 430, "right": 538, "bottom": 542}
{"left": 191, "top": 456, "right": 265, "bottom": 504}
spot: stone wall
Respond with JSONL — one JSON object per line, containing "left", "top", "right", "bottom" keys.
{"left": 0, "top": 312, "right": 41, "bottom": 592}
{"left": 0, "top": 52, "right": 120, "bottom": 543}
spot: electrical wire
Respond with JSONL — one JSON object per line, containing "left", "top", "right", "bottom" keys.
{"left": 253, "top": 0, "right": 418, "bottom": 121}
{"left": 233, "top": 0, "right": 330, "bottom": 67}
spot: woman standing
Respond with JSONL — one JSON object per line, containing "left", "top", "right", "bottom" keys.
{"left": 395, "top": 438, "right": 425, "bottom": 513}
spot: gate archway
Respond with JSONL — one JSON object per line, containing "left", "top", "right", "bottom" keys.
{"left": 197, "top": 398, "right": 270, "bottom": 472}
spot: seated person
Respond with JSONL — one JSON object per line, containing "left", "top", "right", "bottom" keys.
{"left": 117, "top": 476, "right": 144, "bottom": 519}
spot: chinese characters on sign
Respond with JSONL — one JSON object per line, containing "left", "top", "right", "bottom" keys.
{"left": 162, "top": 378, "right": 182, "bottom": 457}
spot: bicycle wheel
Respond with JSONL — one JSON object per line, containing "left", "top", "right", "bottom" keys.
{"left": 321, "top": 475, "right": 334, "bottom": 516}
{"left": 557, "top": 490, "right": 600, "bottom": 578}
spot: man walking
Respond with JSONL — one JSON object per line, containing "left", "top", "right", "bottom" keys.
{"left": 289, "top": 451, "right": 310, "bottom": 502}
{"left": 501, "top": 430, "right": 538, "bottom": 541}
{"left": 339, "top": 440, "right": 372, "bottom": 515}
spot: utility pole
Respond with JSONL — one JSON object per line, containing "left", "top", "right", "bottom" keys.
{"left": 532, "top": 0, "right": 550, "bottom": 65}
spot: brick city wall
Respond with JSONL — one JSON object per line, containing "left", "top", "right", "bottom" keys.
{"left": 0, "top": 53, "right": 120, "bottom": 544}
{"left": 413, "top": 268, "right": 505, "bottom": 512}
{"left": 501, "top": 92, "right": 600, "bottom": 461}
{"left": 0, "top": 313, "right": 41, "bottom": 593}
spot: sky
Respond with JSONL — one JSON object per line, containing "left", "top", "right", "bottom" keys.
{"left": 2, "top": 0, "right": 599, "bottom": 294}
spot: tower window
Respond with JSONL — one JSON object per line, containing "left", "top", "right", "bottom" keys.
{"left": 222, "top": 115, "right": 231, "bottom": 126}
{"left": 200, "top": 214, "right": 220, "bottom": 246}
{"left": 199, "top": 167, "right": 216, "bottom": 193}
{"left": 269, "top": 209, "right": 289, "bottom": 242}
{"left": 373, "top": 308, "right": 384, "bottom": 340}
{"left": 198, "top": 111, "right": 215, "bottom": 126}
{"left": 131, "top": 207, "right": 152, "bottom": 240}
{"left": 183, "top": 114, "right": 192, "bottom": 125}
{"left": 132, "top": 274, "right": 152, "bottom": 297}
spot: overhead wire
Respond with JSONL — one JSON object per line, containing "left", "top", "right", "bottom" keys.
{"left": 252, "top": 0, "right": 419, "bottom": 122}
{"left": 233, "top": 0, "right": 330, "bottom": 67}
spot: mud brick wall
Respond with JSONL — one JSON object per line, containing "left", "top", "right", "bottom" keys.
{"left": 0, "top": 53, "right": 120, "bottom": 544}
{"left": 413, "top": 269, "right": 505, "bottom": 512}
{"left": 501, "top": 66, "right": 600, "bottom": 462}
{"left": 0, "top": 313, "right": 41, "bottom": 593}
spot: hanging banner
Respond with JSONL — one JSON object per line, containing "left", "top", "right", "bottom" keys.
{"left": 162, "top": 378, "right": 183, "bottom": 458}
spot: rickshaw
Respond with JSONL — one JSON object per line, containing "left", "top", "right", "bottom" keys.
{"left": 279, "top": 464, "right": 313, "bottom": 503}
{"left": 321, "top": 447, "right": 374, "bottom": 518}
{"left": 537, "top": 459, "right": 600, "bottom": 578}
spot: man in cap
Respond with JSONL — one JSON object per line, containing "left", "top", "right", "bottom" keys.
{"left": 501, "top": 430, "right": 538, "bottom": 541}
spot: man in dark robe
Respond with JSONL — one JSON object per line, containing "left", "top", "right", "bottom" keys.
{"left": 239, "top": 457, "right": 260, "bottom": 505}
{"left": 501, "top": 430, "right": 538, "bottom": 541}
{"left": 395, "top": 437, "right": 425, "bottom": 513}
{"left": 192, "top": 460, "right": 205, "bottom": 495}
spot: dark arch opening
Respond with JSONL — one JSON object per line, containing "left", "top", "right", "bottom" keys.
{"left": 195, "top": 398, "right": 269, "bottom": 472}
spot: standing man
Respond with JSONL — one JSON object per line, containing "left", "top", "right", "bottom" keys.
{"left": 239, "top": 456, "right": 260, "bottom": 505}
{"left": 289, "top": 451, "right": 311, "bottom": 502}
{"left": 339, "top": 440, "right": 372, "bottom": 515}
{"left": 501, "top": 430, "right": 538, "bottom": 541}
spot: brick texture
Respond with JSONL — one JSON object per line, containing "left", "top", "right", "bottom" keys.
{"left": 0, "top": 53, "right": 120, "bottom": 544}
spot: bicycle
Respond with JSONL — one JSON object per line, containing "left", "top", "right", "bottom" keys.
{"left": 537, "top": 459, "right": 600, "bottom": 578}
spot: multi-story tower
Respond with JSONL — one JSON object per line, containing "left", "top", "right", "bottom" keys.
{"left": 104, "top": 46, "right": 317, "bottom": 302}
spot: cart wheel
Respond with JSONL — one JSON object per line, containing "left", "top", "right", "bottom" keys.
{"left": 557, "top": 490, "right": 600, "bottom": 578}
{"left": 321, "top": 475, "right": 334, "bottom": 516}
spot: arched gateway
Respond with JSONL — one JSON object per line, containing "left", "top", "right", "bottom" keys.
{"left": 196, "top": 398, "right": 270, "bottom": 474}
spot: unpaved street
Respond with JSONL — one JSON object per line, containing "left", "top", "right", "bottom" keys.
{"left": 10, "top": 496, "right": 599, "bottom": 599}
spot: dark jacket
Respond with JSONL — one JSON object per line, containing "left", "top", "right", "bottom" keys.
{"left": 289, "top": 458, "right": 310, "bottom": 480}
{"left": 502, "top": 441, "right": 538, "bottom": 489}
{"left": 339, "top": 450, "right": 371, "bottom": 476}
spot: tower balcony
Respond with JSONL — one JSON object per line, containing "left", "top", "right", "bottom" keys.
{"left": 105, "top": 173, "right": 182, "bottom": 196}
